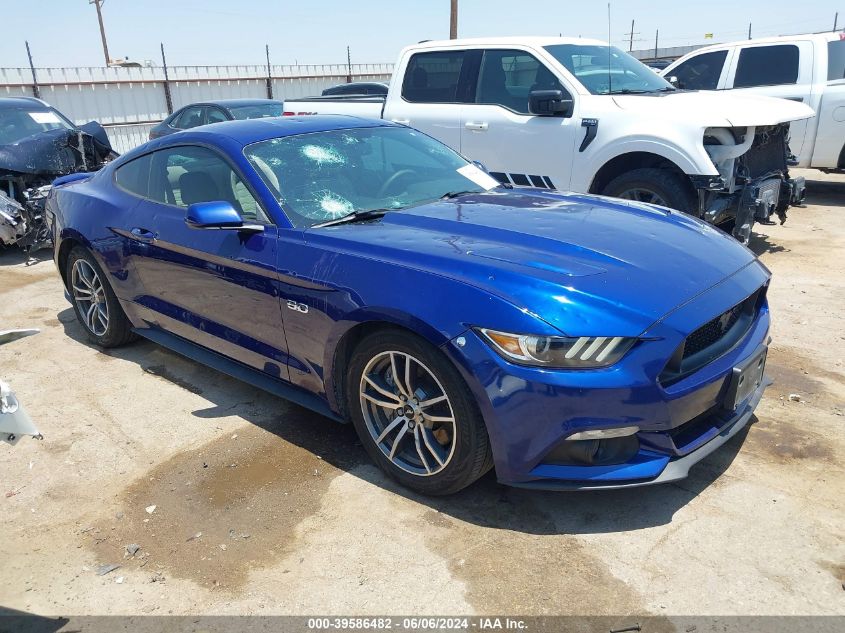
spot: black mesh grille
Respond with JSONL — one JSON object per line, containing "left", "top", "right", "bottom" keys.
{"left": 683, "top": 302, "right": 746, "bottom": 359}
{"left": 659, "top": 286, "right": 765, "bottom": 386}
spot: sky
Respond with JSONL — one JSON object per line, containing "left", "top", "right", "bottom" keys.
{"left": 1, "top": 0, "right": 842, "bottom": 68}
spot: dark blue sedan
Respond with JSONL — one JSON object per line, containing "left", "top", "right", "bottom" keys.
{"left": 148, "top": 99, "right": 284, "bottom": 140}
{"left": 47, "top": 116, "right": 771, "bottom": 494}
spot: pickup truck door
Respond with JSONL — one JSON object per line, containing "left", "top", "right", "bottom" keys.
{"left": 383, "top": 49, "right": 472, "bottom": 151}
{"left": 724, "top": 41, "right": 814, "bottom": 163}
{"left": 458, "top": 48, "right": 578, "bottom": 191}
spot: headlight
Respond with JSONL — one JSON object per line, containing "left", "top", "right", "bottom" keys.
{"left": 476, "top": 328, "right": 636, "bottom": 368}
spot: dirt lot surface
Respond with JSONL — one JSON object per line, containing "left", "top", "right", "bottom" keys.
{"left": 1, "top": 169, "right": 843, "bottom": 617}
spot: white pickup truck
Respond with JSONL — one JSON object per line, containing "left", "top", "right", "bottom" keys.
{"left": 286, "top": 36, "right": 814, "bottom": 242}
{"left": 662, "top": 32, "right": 845, "bottom": 173}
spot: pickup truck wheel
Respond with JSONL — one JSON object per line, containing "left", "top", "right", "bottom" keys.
{"left": 347, "top": 330, "right": 493, "bottom": 495}
{"left": 66, "top": 246, "right": 137, "bottom": 348}
{"left": 602, "top": 168, "right": 696, "bottom": 212}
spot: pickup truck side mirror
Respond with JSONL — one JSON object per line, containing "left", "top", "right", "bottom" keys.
{"left": 666, "top": 76, "right": 680, "bottom": 89}
{"left": 529, "top": 90, "right": 574, "bottom": 118}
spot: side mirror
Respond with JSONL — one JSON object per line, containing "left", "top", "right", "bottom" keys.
{"left": 185, "top": 201, "right": 263, "bottom": 232}
{"left": 471, "top": 160, "right": 489, "bottom": 173}
{"left": 528, "top": 89, "right": 574, "bottom": 117}
{"left": 667, "top": 75, "right": 680, "bottom": 88}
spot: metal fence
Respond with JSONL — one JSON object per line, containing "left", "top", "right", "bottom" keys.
{"left": 0, "top": 63, "right": 394, "bottom": 153}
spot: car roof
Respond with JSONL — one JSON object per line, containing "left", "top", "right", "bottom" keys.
{"left": 405, "top": 35, "right": 609, "bottom": 51}
{"left": 151, "top": 115, "right": 396, "bottom": 148}
{"left": 0, "top": 96, "right": 54, "bottom": 110}
{"left": 180, "top": 98, "right": 284, "bottom": 109}
{"left": 671, "top": 32, "right": 840, "bottom": 57}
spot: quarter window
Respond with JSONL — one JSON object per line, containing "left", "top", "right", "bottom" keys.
{"left": 402, "top": 51, "right": 466, "bottom": 103}
{"left": 114, "top": 154, "right": 152, "bottom": 198}
{"left": 670, "top": 50, "right": 728, "bottom": 90}
{"left": 475, "top": 49, "right": 567, "bottom": 114}
{"left": 144, "top": 146, "right": 267, "bottom": 222}
{"left": 734, "top": 45, "right": 800, "bottom": 88}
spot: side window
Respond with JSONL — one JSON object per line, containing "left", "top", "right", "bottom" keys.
{"left": 146, "top": 146, "right": 267, "bottom": 222}
{"left": 475, "top": 49, "right": 566, "bottom": 114}
{"left": 402, "top": 51, "right": 466, "bottom": 103}
{"left": 734, "top": 45, "right": 800, "bottom": 88}
{"left": 828, "top": 39, "right": 845, "bottom": 81}
{"left": 206, "top": 107, "right": 228, "bottom": 124}
{"left": 670, "top": 50, "right": 728, "bottom": 90}
{"left": 174, "top": 106, "right": 205, "bottom": 130}
{"left": 114, "top": 154, "right": 152, "bottom": 198}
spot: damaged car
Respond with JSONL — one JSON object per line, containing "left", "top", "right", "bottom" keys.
{"left": 0, "top": 97, "right": 116, "bottom": 251}
{"left": 49, "top": 117, "right": 772, "bottom": 494}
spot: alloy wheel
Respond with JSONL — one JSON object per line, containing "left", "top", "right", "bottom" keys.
{"left": 71, "top": 259, "right": 109, "bottom": 337}
{"left": 359, "top": 350, "right": 456, "bottom": 476}
{"left": 617, "top": 188, "right": 668, "bottom": 206}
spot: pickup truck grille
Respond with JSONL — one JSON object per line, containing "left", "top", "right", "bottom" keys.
{"left": 660, "top": 286, "right": 766, "bottom": 386}
{"left": 741, "top": 125, "right": 789, "bottom": 178}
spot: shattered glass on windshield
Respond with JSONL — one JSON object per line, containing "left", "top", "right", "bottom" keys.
{"left": 244, "top": 126, "right": 495, "bottom": 228}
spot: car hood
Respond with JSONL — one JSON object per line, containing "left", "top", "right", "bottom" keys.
{"left": 612, "top": 91, "right": 815, "bottom": 127}
{"left": 311, "top": 190, "right": 760, "bottom": 337}
{"left": 0, "top": 128, "right": 111, "bottom": 177}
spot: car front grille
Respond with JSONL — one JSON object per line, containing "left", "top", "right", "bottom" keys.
{"left": 683, "top": 301, "right": 746, "bottom": 359}
{"left": 660, "top": 285, "right": 766, "bottom": 386}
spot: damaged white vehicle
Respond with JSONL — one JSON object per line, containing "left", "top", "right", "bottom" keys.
{"left": 0, "top": 330, "right": 41, "bottom": 446}
{"left": 287, "top": 37, "right": 815, "bottom": 242}
{"left": 0, "top": 97, "right": 115, "bottom": 251}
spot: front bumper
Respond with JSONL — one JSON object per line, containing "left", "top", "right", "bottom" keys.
{"left": 443, "top": 267, "right": 771, "bottom": 489}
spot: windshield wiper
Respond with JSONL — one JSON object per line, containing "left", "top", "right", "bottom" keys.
{"left": 440, "top": 190, "right": 482, "bottom": 200}
{"left": 312, "top": 208, "right": 389, "bottom": 228}
{"left": 608, "top": 89, "right": 652, "bottom": 95}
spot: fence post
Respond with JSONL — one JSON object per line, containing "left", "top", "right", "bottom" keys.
{"left": 265, "top": 44, "right": 273, "bottom": 99}
{"left": 25, "top": 41, "right": 40, "bottom": 99}
{"left": 160, "top": 43, "right": 173, "bottom": 115}
{"left": 346, "top": 46, "right": 352, "bottom": 83}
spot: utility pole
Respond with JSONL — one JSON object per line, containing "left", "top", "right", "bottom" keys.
{"left": 834, "top": 12, "right": 839, "bottom": 31}
{"left": 654, "top": 29, "right": 659, "bottom": 60}
{"left": 748, "top": 22, "right": 752, "bottom": 40}
{"left": 90, "top": 0, "right": 111, "bottom": 66}
{"left": 628, "top": 19, "right": 635, "bottom": 51}
{"left": 450, "top": 0, "right": 458, "bottom": 39}
{"left": 346, "top": 46, "right": 352, "bottom": 83}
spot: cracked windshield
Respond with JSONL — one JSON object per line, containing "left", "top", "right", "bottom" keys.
{"left": 244, "top": 126, "right": 496, "bottom": 227}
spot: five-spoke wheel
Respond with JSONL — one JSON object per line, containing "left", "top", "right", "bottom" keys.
{"left": 348, "top": 330, "right": 493, "bottom": 495}
{"left": 360, "top": 350, "right": 456, "bottom": 476}
{"left": 71, "top": 258, "right": 109, "bottom": 336}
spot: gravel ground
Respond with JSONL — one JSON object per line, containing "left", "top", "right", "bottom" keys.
{"left": 0, "top": 169, "right": 843, "bottom": 617}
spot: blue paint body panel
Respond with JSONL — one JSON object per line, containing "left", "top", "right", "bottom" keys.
{"left": 46, "top": 116, "right": 771, "bottom": 488}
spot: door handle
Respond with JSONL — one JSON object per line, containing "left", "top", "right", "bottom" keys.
{"left": 391, "top": 118, "right": 410, "bottom": 125}
{"left": 130, "top": 227, "right": 157, "bottom": 243}
{"left": 465, "top": 121, "right": 489, "bottom": 131}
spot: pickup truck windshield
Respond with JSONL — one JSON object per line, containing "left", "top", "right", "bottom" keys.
{"left": 244, "top": 126, "right": 496, "bottom": 228}
{"left": 544, "top": 44, "right": 674, "bottom": 95}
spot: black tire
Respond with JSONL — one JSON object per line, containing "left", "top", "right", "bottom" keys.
{"left": 602, "top": 167, "right": 696, "bottom": 212}
{"left": 346, "top": 330, "right": 493, "bottom": 495}
{"left": 65, "top": 246, "right": 137, "bottom": 348}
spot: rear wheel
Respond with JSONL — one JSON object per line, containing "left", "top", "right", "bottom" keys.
{"left": 66, "top": 246, "right": 137, "bottom": 348}
{"left": 346, "top": 330, "right": 493, "bottom": 495}
{"left": 602, "top": 167, "right": 696, "bottom": 212}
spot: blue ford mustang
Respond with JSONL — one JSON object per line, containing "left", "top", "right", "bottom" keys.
{"left": 47, "top": 115, "right": 770, "bottom": 495}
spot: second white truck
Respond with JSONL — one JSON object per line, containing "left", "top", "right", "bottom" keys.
{"left": 286, "top": 37, "right": 814, "bottom": 243}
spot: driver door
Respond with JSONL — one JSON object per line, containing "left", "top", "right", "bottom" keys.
{"left": 460, "top": 48, "right": 578, "bottom": 191}
{"left": 126, "top": 144, "right": 291, "bottom": 379}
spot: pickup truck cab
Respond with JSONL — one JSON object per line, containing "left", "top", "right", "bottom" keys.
{"left": 286, "top": 37, "right": 814, "bottom": 243}
{"left": 662, "top": 32, "right": 845, "bottom": 173}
